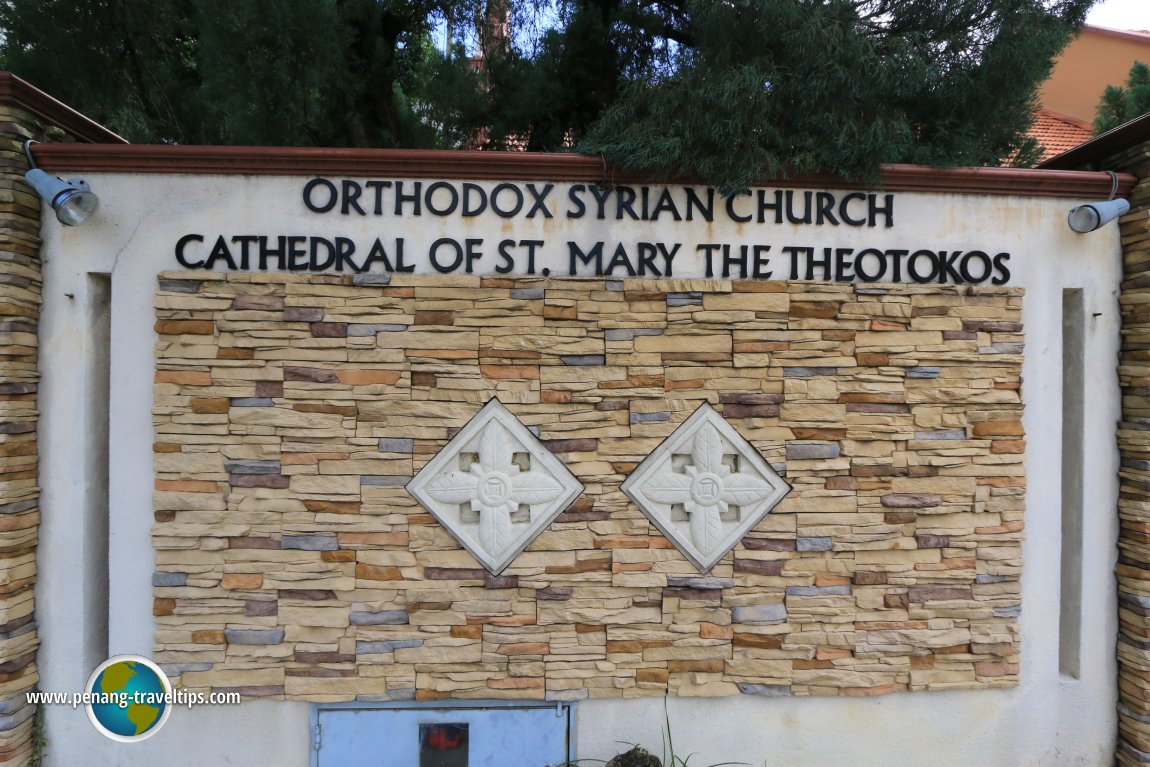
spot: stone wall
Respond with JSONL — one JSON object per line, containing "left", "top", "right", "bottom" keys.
{"left": 0, "top": 109, "right": 61, "bottom": 765}
{"left": 153, "top": 272, "right": 1024, "bottom": 702}
{"left": 1112, "top": 148, "right": 1150, "bottom": 767}
{"left": 0, "top": 73, "right": 124, "bottom": 767}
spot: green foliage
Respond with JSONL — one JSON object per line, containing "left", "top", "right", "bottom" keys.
{"left": 1094, "top": 61, "right": 1150, "bottom": 135}
{"left": 579, "top": 0, "right": 1090, "bottom": 191}
{"left": 30, "top": 696, "right": 45, "bottom": 767}
{"left": 195, "top": 0, "right": 346, "bottom": 145}
{"left": 0, "top": 0, "right": 199, "bottom": 142}
{"left": 0, "top": 0, "right": 485, "bottom": 146}
{"left": 0, "top": 0, "right": 1091, "bottom": 188}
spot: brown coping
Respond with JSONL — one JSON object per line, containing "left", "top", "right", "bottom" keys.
{"left": 0, "top": 72, "right": 126, "bottom": 145}
{"left": 29, "top": 143, "right": 1137, "bottom": 199}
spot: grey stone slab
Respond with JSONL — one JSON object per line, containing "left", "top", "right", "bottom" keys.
{"left": 906, "top": 367, "right": 941, "bottom": 379}
{"left": 737, "top": 684, "right": 792, "bottom": 697}
{"left": 1119, "top": 703, "right": 1150, "bottom": 726}
{"left": 1121, "top": 593, "right": 1150, "bottom": 609}
{"left": 283, "top": 307, "right": 324, "bottom": 323}
{"left": 378, "top": 438, "right": 415, "bottom": 453}
{"left": 224, "top": 459, "right": 282, "bottom": 475}
{"left": 796, "top": 536, "right": 833, "bottom": 552}
{"left": 976, "top": 574, "right": 1006, "bottom": 584}
{"left": 158, "top": 279, "right": 203, "bottom": 293}
{"left": 732, "top": 603, "right": 787, "bottom": 624}
{"left": 980, "top": 343, "right": 1024, "bottom": 355}
{"left": 783, "top": 367, "right": 838, "bottom": 378}
{"left": 282, "top": 535, "right": 339, "bottom": 551}
{"left": 510, "top": 288, "right": 545, "bottom": 300}
{"left": 162, "top": 663, "right": 214, "bottom": 675}
{"left": 0, "top": 499, "right": 36, "bottom": 515}
{"left": 0, "top": 621, "right": 35, "bottom": 641}
{"left": 666, "top": 292, "right": 703, "bottom": 306}
{"left": 605, "top": 328, "right": 664, "bottom": 341}
{"left": 1119, "top": 741, "right": 1150, "bottom": 764}
{"left": 356, "top": 639, "right": 423, "bottom": 654}
{"left": 152, "top": 572, "right": 188, "bottom": 587}
{"left": 561, "top": 355, "right": 606, "bottom": 366}
{"left": 225, "top": 629, "right": 285, "bottom": 645}
{"left": 994, "top": 605, "right": 1022, "bottom": 618}
{"left": 382, "top": 688, "right": 417, "bottom": 701}
{"left": 230, "top": 397, "right": 275, "bottom": 408}
{"left": 348, "top": 323, "right": 408, "bottom": 336}
{"left": 0, "top": 697, "right": 25, "bottom": 716}
{"left": 350, "top": 610, "right": 409, "bottom": 626}
{"left": 785, "top": 585, "right": 851, "bottom": 597}
{"left": 666, "top": 576, "right": 735, "bottom": 590}
{"left": 361, "top": 475, "right": 410, "bottom": 487}
{"left": 786, "top": 442, "right": 840, "bottom": 460}
{"left": 0, "top": 704, "right": 34, "bottom": 733}
{"left": 352, "top": 273, "right": 392, "bottom": 285}
{"left": 0, "top": 253, "right": 35, "bottom": 268}
{"left": 881, "top": 493, "right": 942, "bottom": 508}
{"left": 915, "top": 428, "right": 967, "bottom": 440}
{"left": 630, "top": 411, "right": 671, "bottom": 424}
{"left": 605, "top": 280, "right": 625, "bottom": 292}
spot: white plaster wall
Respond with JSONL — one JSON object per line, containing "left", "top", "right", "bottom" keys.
{"left": 34, "top": 174, "right": 1122, "bottom": 766}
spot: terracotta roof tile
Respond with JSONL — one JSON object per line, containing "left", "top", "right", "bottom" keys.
{"left": 1029, "top": 108, "right": 1093, "bottom": 162}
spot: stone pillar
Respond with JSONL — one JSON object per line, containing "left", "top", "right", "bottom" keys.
{"left": 1039, "top": 118, "right": 1150, "bottom": 766}
{"left": 1105, "top": 144, "right": 1150, "bottom": 766}
{"left": 0, "top": 73, "right": 122, "bottom": 766}
{"left": 0, "top": 103, "right": 55, "bottom": 767}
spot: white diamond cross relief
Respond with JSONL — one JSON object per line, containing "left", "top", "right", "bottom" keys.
{"left": 406, "top": 399, "right": 584, "bottom": 575}
{"left": 622, "top": 403, "right": 791, "bottom": 573}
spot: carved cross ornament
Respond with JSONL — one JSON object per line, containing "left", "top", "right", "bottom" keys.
{"left": 407, "top": 400, "right": 786, "bottom": 575}
{"left": 622, "top": 403, "right": 791, "bottom": 573}
{"left": 406, "top": 399, "right": 584, "bottom": 574}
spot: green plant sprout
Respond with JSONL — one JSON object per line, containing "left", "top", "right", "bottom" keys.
{"left": 555, "top": 697, "right": 748, "bottom": 767}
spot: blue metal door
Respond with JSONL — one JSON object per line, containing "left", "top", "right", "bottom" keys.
{"left": 313, "top": 703, "right": 571, "bottom": 767}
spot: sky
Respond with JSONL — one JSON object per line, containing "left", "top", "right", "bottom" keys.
{"left": 435, "top": 1, "right": 1150, "bottom": 53}
{"left": 1086, "top": 0, "right": 1150, "bottom": 31}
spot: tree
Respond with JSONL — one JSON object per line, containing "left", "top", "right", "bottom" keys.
{"left": 0, "top": 0, "right": 486, "bottom": 146}
{"left": 567, "top": 0, "right": 1091, "bottom": 190}
{"left": 0, "top": 0, "right": 1092, "bottom": 190}
{"left": 1094, "top": 61, "right": 1150, "bottom": 135}
{"left": 0, "top": 0, "right": 200, "bottom": 142}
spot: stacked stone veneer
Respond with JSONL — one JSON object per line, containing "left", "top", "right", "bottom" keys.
{"left": 1112, "top": 148, "right": 1150, "bottom": 766}
{"left": 0, "top": 112, "right": 67, "bottom": 762}
{"left": 153, "top": 272, "right": 1024, "bottom": 702}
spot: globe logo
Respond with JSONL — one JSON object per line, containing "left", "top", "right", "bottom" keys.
{"left": 84, "top": 655, "right": 172, "bottom": 742}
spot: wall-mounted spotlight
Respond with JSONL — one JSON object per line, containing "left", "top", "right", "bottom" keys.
{"left": 1068, "top": 171, "right": 1129, "bottom": 234}
{"left": 23, "top": 140, "right": 99, "bottom": 226}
